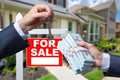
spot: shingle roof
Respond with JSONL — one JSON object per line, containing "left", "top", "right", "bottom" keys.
{"left": 92, "top": 0, "right": 115, "bottom": 11}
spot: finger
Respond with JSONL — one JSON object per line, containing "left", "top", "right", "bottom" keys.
{"left": 33, "top": 12, "right": 49, "bottom": 18}
{"left": 35, "top": 4, "right": 52, "bottom": 15}
{"left": 76, "top": 41, "right": 93, "bottom": 49}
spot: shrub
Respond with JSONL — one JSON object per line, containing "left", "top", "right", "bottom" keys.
{"left": 115, "top": 45, "right": 120, "bottom": 52}
{"left": 4, "top": 54, "right": 16, "bottom": 68}
{"left": 110, "top": 38, "right": 120, "bottom": 43}
{"left": 2, "top": 66, "right": 10, "bottom": 75}
{"left": 12, "top": 66, "right": 16, "bottom": 75}
{"left": 29, "top": 69, "right": 34, "bottom": 75}
{"left": 95, "top": 38, "right": 115, "bottom": 52}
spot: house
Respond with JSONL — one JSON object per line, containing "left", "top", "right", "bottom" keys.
{"left": 68, "top": 0, "right": 117, "bottom": 42}
{"left": 0, "top": 0, "right": 78, "bottom": 38}
{"left": 0, "top": 0, "right": 118, "bottom": 42}
{"left": 68, "top": 6, "right": 105, "bottom": 42}
{"left": 92, "top": 0, "right": 117, "bottom": 39}
{"left": 116, "top": 21, "right": 120, "bottom": 38}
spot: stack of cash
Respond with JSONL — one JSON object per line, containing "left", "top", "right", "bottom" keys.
{"left": 57, "top": 33, "right": 95, "bottom": 74}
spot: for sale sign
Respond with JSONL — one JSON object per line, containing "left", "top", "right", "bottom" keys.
{"left": 26, "top": 38, "right": 62, "bottom": 66}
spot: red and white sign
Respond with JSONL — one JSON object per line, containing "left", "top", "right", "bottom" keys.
{"left": 26, "top": 38, "right": 62, "bottom": 66}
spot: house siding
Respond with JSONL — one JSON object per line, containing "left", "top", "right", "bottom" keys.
{"left": 106, "top": 3, "right": 116, "bottom": 38}
{"left": 95, "top": 2, "right": 117, "bottom": 38}
{"left": 96, "top": 9, "right": 108, "bottom": 21}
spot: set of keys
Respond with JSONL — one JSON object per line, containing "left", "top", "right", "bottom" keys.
{"left": 45, "top": 17, "right": 54, "bottom": 40}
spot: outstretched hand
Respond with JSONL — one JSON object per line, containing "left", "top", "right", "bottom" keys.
{"left": 18, "top": 4, "right": 53, "bottom": 33}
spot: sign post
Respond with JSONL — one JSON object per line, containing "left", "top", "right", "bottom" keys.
{"left": 15, "top": 13, "right": 24, "bottom": 80}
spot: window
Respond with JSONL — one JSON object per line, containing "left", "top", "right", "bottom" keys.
{"left": 90, "top": 35, "right": 94, "bottom": 41}
{"left": 88, "top": 19, "right": 100, "bottom": 42}
{"left": 9, "top": 14, "right": 12, "bottom": 24}
{"left": 46, "top": 0, "right": 66, "bottom": 8}
{"left": 63, "top": 0, "right": 66, "bottom": 8}
{"left": 57, "top": 0, "right": 63, "bottom": 6}
{"left": 68, "top": 22, "right": 72, "bottom": 31}
{"left": 47, "top": 0, "right": 57, "bottom": 4}
{"left": 109, "top": 11, "right": 115, "bottom": 22}
{"left": 95, "top": 22, "right": 99, "bottom": 33}
{"left": 0, "top": 12, "right": 3, "bottom": 28}
{"left": 57, "top": 0, "right": 66, "bottom": 7}
{"left": 90, "top": 21, "right": 94, "bottom": 33}
{"left": 48, "top": 0, "right": 52, "bottom": 3}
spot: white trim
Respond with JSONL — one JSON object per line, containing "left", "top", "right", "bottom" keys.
{"left": 29, "top": 29, "right": 67, "bottom": 35}
{"left": 93, "top": 20, "right": 96, "bottom": 41}
{"left": 0, "top": 28, "right": 67, "bottom": 36}
{"left": 4, "top": 10, "right": 10, "bottom": 27}
{"left": 88, "top": 19, "right": 91, "bottom": 42}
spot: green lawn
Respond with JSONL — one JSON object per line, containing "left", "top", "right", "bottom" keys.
{"left": 113, "top": 52, "right": 120, "bottom": 56}
{"left": 36, "top": 73, "right": 57, "bottom": 80}
{"left": 84, "top": 52, "right": 120, "bottom": 80}
{"left": 84, "top": 68, "right": 104, "bottom": 80}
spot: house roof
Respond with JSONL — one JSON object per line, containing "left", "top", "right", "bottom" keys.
{"left": 79, "top": 12, "right": 104, "bottom": 19}
{"left": 0, "top": 0, "right": 79, "bottom": 20}
{"left": 70, "top": 12, "right": 88, "bottom": 23}
{"left": 92, "top": 0, "right": 115, "bottom": 11}
{"left": 67, "top": 5, "right": 103, "bottom": 23}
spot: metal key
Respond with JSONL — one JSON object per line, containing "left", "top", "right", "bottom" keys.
{"left": 45, "top": 17, "right": 54, "bottom": 40}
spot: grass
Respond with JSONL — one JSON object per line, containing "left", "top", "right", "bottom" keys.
{"left": 36, "top": 69, "right": 104, "bottom": 80}
{"left": 84, "top": 68, "right": 104, "bottom": 80}
{"left": 36, "top": 73, "right": 57, "bottom": 80}
{"left": 84, "top": 52, "right": 120, "bottom": 80}
{"left": 112, "top": 52, "right": 120, "bottom": 56}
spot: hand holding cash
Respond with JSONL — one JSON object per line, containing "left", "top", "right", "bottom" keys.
{"left": 57, "top": 33, "right": 96, "bottom": 74}
{"left": 76, "top": 41, "right": 103, "bottom": 67}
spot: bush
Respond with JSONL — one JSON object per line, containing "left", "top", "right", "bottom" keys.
{"left": 4, "top": 54, "right": 16, "bottom": 68}
{"left": 110, "top": 38, "right": 120, "bottom": 43}
{"left": 95, "top": 38, "right": 116, "bottom": 52}
{"left": 12, "top": 66, "right": 16, "bottom": 75}
{"left": 115, "top": 45, "right": 120, "bottom": 52}
{"left": 2, "top": 66, "right": 10, "bottom": 75}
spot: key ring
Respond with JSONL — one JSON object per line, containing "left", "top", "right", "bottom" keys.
{"left": 45, "top": 17, "right": 54, "bottom": 40}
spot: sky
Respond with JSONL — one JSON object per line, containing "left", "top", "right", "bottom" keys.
{"left": 68, "top": 0, "right": 120, "bottom": 21}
